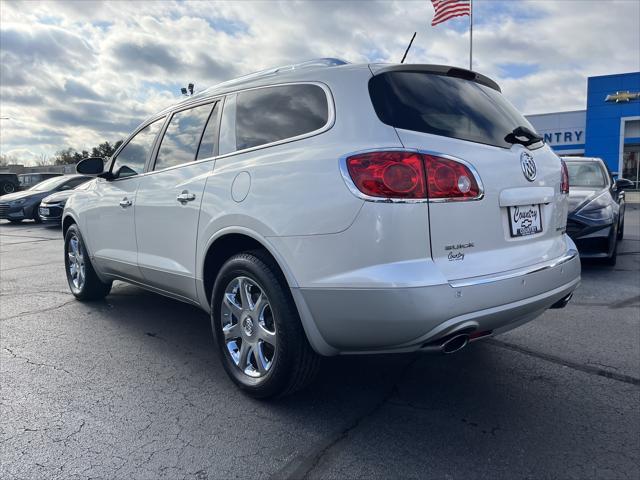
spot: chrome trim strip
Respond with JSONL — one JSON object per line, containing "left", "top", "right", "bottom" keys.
{"left": 338, "top": 148, "right": 485, "bottom": 203}
{"left": 449, "top": 249, "right": 579, "bottom": 288}
{"left": 104, "top": 272, "right": 201, "bottom": 307}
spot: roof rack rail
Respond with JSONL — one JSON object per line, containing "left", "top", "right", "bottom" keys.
{"left": 199, "top": 58, "right": 349, "bottom": 96}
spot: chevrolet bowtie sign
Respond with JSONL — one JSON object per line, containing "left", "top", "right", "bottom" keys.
{"left": 605, "top": 91, "right": 640, "bottom": 103}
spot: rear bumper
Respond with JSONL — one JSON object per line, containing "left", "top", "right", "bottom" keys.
{"left": 294, "top": 248, "right": 581, "bottom": 355}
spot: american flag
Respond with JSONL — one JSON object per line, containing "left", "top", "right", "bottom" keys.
{"left": 431, "top": 0, "right": 471, "bottom": 26}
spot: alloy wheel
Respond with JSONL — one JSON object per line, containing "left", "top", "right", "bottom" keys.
{"left": 67, "top": 234, "right": 86, "bottom": 291}
{"left": 220, "top": 276, "right": 277, "bottom": 378}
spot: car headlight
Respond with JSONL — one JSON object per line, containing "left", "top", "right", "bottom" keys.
{"left": 577, "top": 192, "right": 613, "bottom": 221}
{"left": 9, "top": 199, "right": 26, "bottom": 207}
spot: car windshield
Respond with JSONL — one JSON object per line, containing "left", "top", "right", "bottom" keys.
{"left": 29, "top": 176, "right": 71, "bottom": 191}
{"left": 566, "top": 161, "right": 607, "bottom": 188}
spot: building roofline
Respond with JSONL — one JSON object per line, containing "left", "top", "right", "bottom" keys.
{"left": 525, "top": 109, "right": 586, "bottom": 117}
{"left": 588, "top": 71, "right": 640, "bottom": 81}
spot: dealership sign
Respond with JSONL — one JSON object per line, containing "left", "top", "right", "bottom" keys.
{"left": 605, "top": 91, "right": 639, "bottom": 103}
{"left": 542, "top": 129, "right": 584, "bottom": 145}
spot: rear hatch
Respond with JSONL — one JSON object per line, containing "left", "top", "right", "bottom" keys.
{"left": 368, "top": 66, "right": 569, "bottom": 281}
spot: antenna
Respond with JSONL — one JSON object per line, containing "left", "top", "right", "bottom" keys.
{"left": 400, "top": 32, "right": 417, "bottom": 64}
{"left": 180, "top": 84, "right": 195, "bottom": 96}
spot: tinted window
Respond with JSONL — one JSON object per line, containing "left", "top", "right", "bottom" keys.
{"left": 30, "top": 176, "right": 73, "bottom": 191}
{"left": 112, "top": 118, "right": 164, "bottom": 178}
{"left": 155, "top": 103, "right": 214, "bottom": 170}
{"left": 369, "top": 72, "right": 539, "bottom": 149}
{"left": 62, "top": 177, "right": 90, "bottom": 189}
{"left": 235, "top": 84, "right": 329, "bottom": 151}
{"left": 566, "top": 161, "right": 608, "bottom": 188}
{"left": 197, "top": 102, "right": 221, "bottom": 160}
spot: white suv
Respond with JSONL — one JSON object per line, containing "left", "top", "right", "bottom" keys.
{"left": 66, "top": 59, "right": 580, "bottom": 398}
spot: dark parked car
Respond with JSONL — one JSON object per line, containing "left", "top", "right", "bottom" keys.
{"left": 39, "top": 180, "right": 93, "bottom": 225}
{"left": 0, "top": 173, "right": 20, "bottom": 195}
{"left": 18, "top": 172, "right": 62, "bottom": 190}
{"left": 563, "top": 157, "right": 634, "bottom": 265}
{"left": 0, "top": 175, "right": 92, "bottom": 224}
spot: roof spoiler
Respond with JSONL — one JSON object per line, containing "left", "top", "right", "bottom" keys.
{"left": 369, "top": 64, "right": 501, "bottom": 92}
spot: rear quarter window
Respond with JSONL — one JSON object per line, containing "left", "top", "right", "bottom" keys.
{"left": 369, "top": 71, "right": 539, "bottom": 149}
{"left": 233, "top": 84, "right": 329, "bottom": 151}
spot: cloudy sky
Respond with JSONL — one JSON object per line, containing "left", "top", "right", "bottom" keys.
{"left": 1, "top": 0, "right": 639, "bottom": 165}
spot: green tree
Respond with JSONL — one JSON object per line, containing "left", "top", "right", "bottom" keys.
{"left": 91, "top": 140, "right": 122, "bottom": 159}
{"left": 53, "top": 140, "right": 123, "bottom": 165}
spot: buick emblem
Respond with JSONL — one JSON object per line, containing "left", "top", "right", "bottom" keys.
{"left": 520, "top": 152, "right": 537, "bottom": 182}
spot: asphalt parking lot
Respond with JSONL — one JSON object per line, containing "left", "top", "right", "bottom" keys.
{"left": 1, "top": 209, "right": 639, "bottom": 480}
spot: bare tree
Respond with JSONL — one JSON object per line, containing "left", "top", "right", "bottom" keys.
{"left": 0, "top": 154, "right": 15, "bottom": 167}
{"left": 35, "top": 153, "right": 50, "bottom": 167}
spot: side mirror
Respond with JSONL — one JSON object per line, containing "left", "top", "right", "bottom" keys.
{"left": 615, "top": 178, "right": 635, "bottom": 191}
{"left": 76, "top": 157, "right": 105, "bottom": 175}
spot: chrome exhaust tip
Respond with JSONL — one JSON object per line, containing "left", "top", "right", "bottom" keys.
{"left": 421, "top": 333, "right": 470, "bottom": 354}
{"left": 441, "top": 334, "right": 469, "bottom": 354}
{"left": 550, "top": 292, "right": 573, "bottom": 309}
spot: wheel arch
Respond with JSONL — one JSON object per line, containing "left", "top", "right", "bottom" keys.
{"left": 200, "top": 228, "right": 336, "bottom": 356}
{"left": 62, "top": 213, "right": 78, "bottom": 237}
{"left": 200, "top": 229, "right": 298, "bottom": 308}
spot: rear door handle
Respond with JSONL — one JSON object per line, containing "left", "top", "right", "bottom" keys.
{"left": 176, "top": 191, "right": 196, "bottom": 204}
{"left": 119, "top": 198, "right": 132, "bottom": 208}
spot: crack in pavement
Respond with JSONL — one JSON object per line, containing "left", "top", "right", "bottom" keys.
{"left": 570, "top": 294, "right": 640, "bottom": 309}
{"left": 272, "top": 356, "right": 421, "bottom": 480}
{"left": 0, "top": 290, "right": 69, "bottom": 297}
{"left": 3, "top": 346, "right": 72, "bottom": 375}
{"left": 609, "top": 294, "right": 640, "bottom": 309}
{"left": 0, "top": 298, "right": 75, "bottom": 322}
{"left": 1, "top": 261, "right": 64, "bottom": 272}
{"left": 0, "top": 232, "right": 61, "bottom": 241}
{"left": 0, "top": 238, "right": 57, "bottom": 245}
{"left": 486, "top": 339, "right": 640, "bottom": 386}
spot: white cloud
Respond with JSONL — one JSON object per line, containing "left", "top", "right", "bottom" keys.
{"left": 0, "top": 0, "right": 638, "bottom": 165}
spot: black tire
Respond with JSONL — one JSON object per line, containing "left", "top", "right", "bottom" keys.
{"left": 64, "top": 224, "right": 112, "bottom": 300}
{"left": 33, "top": 206, "right": 42, "bottom": 224}
{"left": 605, "top": 234, "right": 618, "bottom": 266}
{"left": 211, "top": 251, "right": 320, "bottom": 399}
{"left": 617, "top": 216, "right": 624, "bottom": 241}
{"left": 1, "top": 182, "right": 16, "bottom": 194}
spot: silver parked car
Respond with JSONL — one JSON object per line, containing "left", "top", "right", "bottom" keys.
{"left": 65, "top": 59, "right": 581, "bottom": 397}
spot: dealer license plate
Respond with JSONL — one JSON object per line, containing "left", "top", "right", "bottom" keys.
{"left": 509, "top": 204, "right": 542, "bottom": 237}
{"left": 39, "top": 207, "right": 50, "bottom": 216}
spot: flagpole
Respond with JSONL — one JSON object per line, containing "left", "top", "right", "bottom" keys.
{"left": 469, "top": 0, "right": 473, "bottom": 70}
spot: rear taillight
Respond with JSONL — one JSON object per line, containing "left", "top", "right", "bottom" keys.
{"left": 560, "top": 159, "right": 569, "bottom": 194}
{"left": 423, "top": 154, "right": 480, "bottom": 200}
{"left": 345, "top": 151, "right": 427, "bottom": 199}
{"left": 344, "top": 151, "right": 481, "bottom": 201}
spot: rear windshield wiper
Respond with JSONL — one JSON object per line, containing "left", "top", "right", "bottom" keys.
{"left": 504, "top": 126, "right": 543, "bottom": 147}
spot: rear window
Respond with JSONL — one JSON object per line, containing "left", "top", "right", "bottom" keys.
{"left": 566, "top": 161, "right": 608, "bottom": 188}
{"left": 234, "top": 84, "right": 329, "bottom": 151}
{"left": 369, "top": 71, "right": 539, "bottom": 149}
